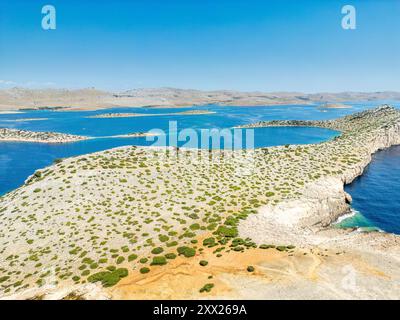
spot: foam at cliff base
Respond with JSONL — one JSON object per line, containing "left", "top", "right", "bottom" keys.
{"left": 334, "top": 209, "right": 381, "bottom": 232}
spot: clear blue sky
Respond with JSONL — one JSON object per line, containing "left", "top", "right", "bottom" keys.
{"left": 0, "top": 0, "right": 399, "bottom": 92}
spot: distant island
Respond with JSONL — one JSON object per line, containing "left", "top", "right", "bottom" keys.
{"left": 0, "top": 87, "right": 399, "bottom": 111}
{"left": 87, "top": 110, "right": 216, "bottom": 119}
{"left": 3, "top": 118, "right": 49, "bottom": 122}
{"left": 105, "top": 132, "right": 162, "bottom": 138}
{"left": 0, "top": 128, "right": 88, "bottom": 143}
{"left": 318, "top": 103, "right": 352, "bottom": 109}
{"left": 0, "top": 128, "right": 162, "bottom": 143}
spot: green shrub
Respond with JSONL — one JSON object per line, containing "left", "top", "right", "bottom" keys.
{"left": 233, "top": 246, "right": 244, "bottom": 252}
{"left": 199, "top": 283, "right": 214, "bottom": 293}
{"left": 207, "top": 223, "right": 217, "bottom": 231}
{"left": 199, "top": 260, "right": 208, "bottom": 266}
{"left": 81, "top": 270, "right": 90, "bottom": 276}
{"left": 189, "top": 223, "right": 200, "bottom": 230}
{"left": 90, "top": 263, "right": 98, "bottom": 269}
{"left": 203, "top": 237, "right": 216, "bottom": 247}
{"left": 166, "top": 241, "right": 178, "bottom": 247}
{"left": 87, "top": 268, "right": 128, "bottom": 287}
{"left": 150, "top": 256, "right": 167, "bottom": 266}
{"left": 276, "top": 246, "right": 287, "bottom": 252}
{"left": 247, "top": 266, "right": 255, "bottom": 272}
{"left": 151, "top": 247, "right": 164, "bottom": 254}
{"left": 165, "top": 253, "right": 177, "bottom": 259}
{"left": 215, "top": 226, "right": 238, "bottom": 238}
{"left": 231, "top": 238, "right": 244, "bottom": 246}
{"left": 177, "top": 246, "right": 196, "bottom": 258}
{"left": 116, "top": 256, "right": 125, "bottom": 264}
{"left": 0, "top": 276, "right": 9, "bottom": 283}
{"left": 189, "top": 213, "right": 199, "bottom": 219}
{"left": 259, "top": 244, "right": 275, "bottom": 249}
{"left": 128, "top": 254, "right": 138, "bottom": 262}
{"left": 140, "top": 267, "right": 150, "bottom": 274}
{"left": 158, "top": 235, "right": 169, "bottom": 242}
{"left": 224, "top": 216, "right": 237, "bottom": 226}
{"left": 114, "top": 268, "right": 128, "bottom": 278}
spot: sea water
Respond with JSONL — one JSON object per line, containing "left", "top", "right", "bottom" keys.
{"left": 342, "top": 146, "right": 400, "bottom": 234}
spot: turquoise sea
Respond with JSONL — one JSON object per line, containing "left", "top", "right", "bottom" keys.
{"left": 0, "top": 101, "right": 399, "bottom": 234}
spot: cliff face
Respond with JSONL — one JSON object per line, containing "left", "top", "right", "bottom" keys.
{"left": 344, "top": 120, "right": 400, "bottom": 186}
{"left": 239, "top": 106, "right": 400, "bottom": 246}
{"left": 310, "top": 119, "right": 400, "bottom": 228}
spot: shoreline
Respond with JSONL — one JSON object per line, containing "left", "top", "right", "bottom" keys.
{"left": 86, "top": 110, "right": 216, "bottom": 118}
{"left": 0, "top": 128, "right": 164, "bottom": 144}
{"left": 0, "top": 105, "right": 399, "bottom": 299}
{"left": 0, "top": 128, "right": 89, "bottom": 143}
{"left": 1, "top": 88, "right": 400, "bottom": 112}
{"left": 238, "top": 106, "right": 400, "bottom": 252}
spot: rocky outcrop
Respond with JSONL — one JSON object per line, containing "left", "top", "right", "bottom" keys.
{"left": 0, "top": 128, "right": 89, "bottom": 143}
{"left": 318, "top": 103, "right": 351, "bottom": 109}
{"left": 86, "top": 110, "right": 215, "bottom": 118}
{"left": 239, "top": 105, "right": 400, "bottom": 246}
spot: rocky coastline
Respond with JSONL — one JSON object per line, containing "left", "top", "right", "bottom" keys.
{"left": 0, "top": 128, "right": 89, "bottom": 143}
{"left": 239, "top": 105, "right": 400, "bottom": 245}
{"left": 86, "top": 110, "right": 216, "bottom": 118}
{"left": 318, "top": 102, "right": 351, "bottom": 109}
{"left": 1, "top": 105, "right": 399, "bottom": 299}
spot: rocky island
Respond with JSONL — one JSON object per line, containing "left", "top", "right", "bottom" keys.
{"left": 0, "top": 128, "right": 89, "bottom": 143}
{"left": 87, "top": 110, "right": 216, "bottom": 119}
{"left": 0, "top": 105, "right": 399, "bottom": 300}
{"left": 105, "top": 132, "right": 162, "bottom": 138}
{"left": 317, "top": 103, "right": 351, "bottom": 109}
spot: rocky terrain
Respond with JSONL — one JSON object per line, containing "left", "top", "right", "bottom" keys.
{"left": 1, "top": 87, "right": 399, "bottom": 111}
{"left": 87, "top": 110, "right": 215, "bottom": 118}
{"left": 0, "top": 105, "right": 399, "bottom": 299}
{"left": 0, "top": 128, "right": 88, "bottom": 143}
{"left": 239, "top": 105, "right": 400, "bottom": 244}
{"left": 318, "top": 103, "right": 351, "bottom": 109}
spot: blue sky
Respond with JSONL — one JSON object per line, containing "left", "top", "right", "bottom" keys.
{"left": 0, "top": 0, "right": 399, "bottom": 92}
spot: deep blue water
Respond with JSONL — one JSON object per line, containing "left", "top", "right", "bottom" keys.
{"left": 342, "top": 146, "right": 400, "bottom": 234}
{"left": 1, "top": 101, "right": 399, "bottom": 234}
